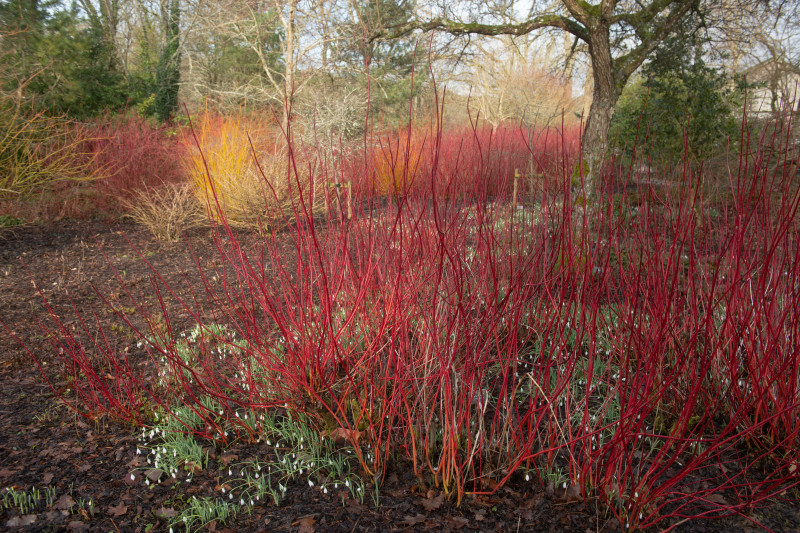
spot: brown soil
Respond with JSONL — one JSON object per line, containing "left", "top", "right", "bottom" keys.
{"left": 1, "top": 220, "right": 798, "bottom": 532}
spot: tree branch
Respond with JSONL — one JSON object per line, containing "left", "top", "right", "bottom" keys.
{"left": 372, "top": 15, "right": 590, "bottom": 44}
{"left": 615, "top": 0, "right": 697, "bottom": 81}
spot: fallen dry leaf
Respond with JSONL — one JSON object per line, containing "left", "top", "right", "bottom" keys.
{"left": 446, "top": 516, "right": 470, "bottom": 529}
{"left": 421, "top": 492, "right": 444, "bottom": 512}
{"left": 155, "top": 506, "right": 178, "bottom": 519}
{"left": 0, "top": 467, "right": 20, "bottom": 480}
{"left": 144, "top": 468, "right": 164, "bottom": 482}
{"left": 327, "top": 427, "right": 362, "bottom": 444}
{"left": 54, "top": 494, "right": 75, "bottom": 510}
{"left": 218, "top": 454, "right": 238, "bottom": 466}
{"left": 401, "top": 515, "right": 427, "bottom": 526}
{"left": 346, "top": 499, "right": 367, "bottom": 513}
{"left": 297, "top": 515, "right": 316, "bottom": 533}
{"left": 183, "top": 460, "right": 203, "bottom": 474}
{"left": 705, "top": 493, "right": 729, "bottom": 506}
{"left": 107, "top": 501, "right": 128, "bottom": 517}
{"left": 6, "top": 515, "right": 37, "bottom": 527}
{"left": 43, "top": 472, "right": 54, "bottom": 484}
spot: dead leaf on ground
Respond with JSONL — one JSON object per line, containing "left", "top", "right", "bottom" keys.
{"left": 401, "top": 515, "right": 427, "bottom": 526}
{"left": 6, "top": 515, "right": 36, "bottom": 527}
{"left": 43, "top": 472, "right": 54, "bottom": 484}
{"left": 0, "top": 467, "right": 20, "bottom": 479}
{"left": 144, "top": 468, "right": 164, "bottom": 482}
{"left": 560, "top": 484, "right": 582, "bottom": 502}
{"left": 447, "top": 516, "right": 470, "bottom": 529}
{"left": 155, "top": 506, "right": 178, "bottom": 519}
{"left": 421, "top": 492, "right": 444, "bottom": 512}
{"left": 346, "top": 499, "right": 366, "bottom": 513}
{"left": 218, "top": 454, "right": 238, "bottom": 466}
{"left": 297, "top": 515, "right": 316, "bottom": 533}
{"left": 326, "top": 427, "right": 362, "bottom": 444}
{"left": 705, "top": 493, "right": 729, "bottom": 506}
{"left": 107, "top": 501, "right": 128, "bottom": 516}
{"left": 183, "top": 460, "right": 203, "bottom": 474}
{"left": 54, "top": 494, "right": 75, "bottom": 510}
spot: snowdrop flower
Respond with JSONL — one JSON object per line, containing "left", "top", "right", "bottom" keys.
{"left": 309, "top": 480, "right": 314, "bottom": 487}
{"left": 130, "top": 473, "right": 135, "bottom": 481}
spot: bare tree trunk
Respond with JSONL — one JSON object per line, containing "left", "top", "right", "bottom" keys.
{"left": 282, "top": 0, "right": 297, "bottom": 131}
{"left": 580, "top": 24, "right": 621, "bottom": 195}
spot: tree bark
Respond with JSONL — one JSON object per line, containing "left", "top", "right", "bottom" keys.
{"left": 580, "top": 22, "right": 623, "bottom": 194}
{"left": 282, "top": 0, "right": 297, "bottom": 131}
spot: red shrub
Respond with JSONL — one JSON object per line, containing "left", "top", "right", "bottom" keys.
{"left": 86, "top": 113, "right": 186, "bottom": 214}
{"left": 21, "top": 107, "right": 800, "bottom": 531}
{"left": 347, "top": 123, "right": 580, "bottom": 202}
{"left": 36, "top": 113, "right": 187, "bottom": 218}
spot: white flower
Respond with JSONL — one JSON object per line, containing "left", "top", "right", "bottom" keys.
{"left": 130, "top": 473, "right": 135, "bottom": 481}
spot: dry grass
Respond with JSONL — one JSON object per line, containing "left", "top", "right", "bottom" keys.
{"left": 122, "top": 183, "right": 205, "bottom": 241}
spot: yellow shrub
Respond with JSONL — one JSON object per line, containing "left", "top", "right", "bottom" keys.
{"left": 371, "top": 128, "right": 430, "bottom": 197}
{"left": 187, "top": 113, "right": 329, "bottom": 225}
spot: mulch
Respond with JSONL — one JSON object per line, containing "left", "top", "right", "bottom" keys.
{"left": 1, "top": 219, "right": 798, "bottom": 532}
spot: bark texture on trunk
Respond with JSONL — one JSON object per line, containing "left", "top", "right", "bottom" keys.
{"left": 282, "top": 0, "right": 297, "bottom": 131}
{"left": 580, "top": 22, "right": 623, "bottom": 195}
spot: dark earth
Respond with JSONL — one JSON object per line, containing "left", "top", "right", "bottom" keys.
{"left": 2, "top": 219, "right": 799, "bottom": 532}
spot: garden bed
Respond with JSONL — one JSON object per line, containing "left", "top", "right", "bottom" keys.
{"left": 1, "top": 218, "right": 799, "bottom": 532}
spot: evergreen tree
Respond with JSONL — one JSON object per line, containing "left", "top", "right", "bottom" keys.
{"left": 334, "top": 0, "right": 430, "bottom": 126}
{"left": 611, "top": 18, "right": 743, "bottom": 161}
{"left": 1, "top": 0, "right": 130, "bottom": 116}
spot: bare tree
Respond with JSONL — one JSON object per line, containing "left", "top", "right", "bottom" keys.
{"left": 372, "top": 0, "right": 779, "bottom": 190}
{"left": 464, "top": 36, "right": 575, "bottom": 127}
{"left": 183, "top": 0, "right": 335, "bottom": 128}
